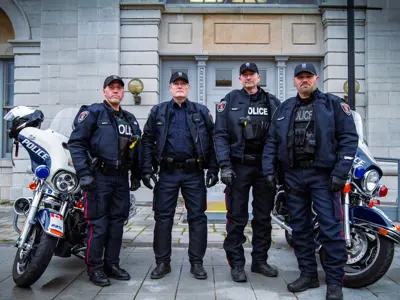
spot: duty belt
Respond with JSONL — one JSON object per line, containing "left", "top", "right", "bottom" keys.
{"left": 96, "top": 160, "right": 128, "bottom": 176}
{"left": 293, "top": 160, "right": 314, "bottom": 168}
{"left": 231, "top": 154, "right": 261, "bottom": 166}
{"left": 160, "top": 157, "right": 203, "bottom": 173}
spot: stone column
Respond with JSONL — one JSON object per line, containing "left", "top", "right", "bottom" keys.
{"left": 275, "top": 56, "right": 288, "bottom": 102}
{"left": 195, "top": 56, "right": 208, "bottom": 105}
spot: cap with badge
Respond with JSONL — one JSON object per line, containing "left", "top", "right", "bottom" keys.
{"left": 240, "top": 62, "right": 259, "bottom": 75}
{"left": 170, "top": 71, "right": 189, "bottom": 84}
{"left": 103, "top": 75, "right": 124, "bottom": 89}
{"left": 294, "top": 63, "right": 317, "bottom": 77}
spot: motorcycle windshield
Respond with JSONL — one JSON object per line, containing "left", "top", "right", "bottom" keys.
{"left": 49, "top": 107, "right": 80, "bottom": 138}
{"left": 352, "top": 110, "right": 379, "bottom": 167}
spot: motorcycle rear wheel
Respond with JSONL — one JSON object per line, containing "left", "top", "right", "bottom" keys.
{"left": 319, "top": 229, "right": 394, "bottom": 288}
{"left": 12, "top": 226, "right": 58, "bottom": 287}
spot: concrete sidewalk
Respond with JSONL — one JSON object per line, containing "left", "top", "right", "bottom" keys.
{"left": 0, "top": 204, "right": 399, "bottom": 299}
{"left": 0, "top": 203, "right": 278, "bottom": 247}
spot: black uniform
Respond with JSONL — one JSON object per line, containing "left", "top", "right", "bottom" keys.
{"left": 142, "top": 99, "right": 218, "bottom": 265}
{"left": 263, "top": 88, "right": 358, "bottom": 286}
{"left": 68, "top": 100, "right": 142, "bottom": 274}
{"left": 214, "top": 87, "right": 280, "bottom": 267}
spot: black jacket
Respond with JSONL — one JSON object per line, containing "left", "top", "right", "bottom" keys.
{"left": 213, "top": 87, "right": 281, "bottom": 169}
{"left": 141, "top": 99, "right": 218, "bottom": 174}
{"left": 262, "top": 89, "right": 359, "bottom": 180}
{"left": 68, "top": 101, "right": 142, "bottom": 180}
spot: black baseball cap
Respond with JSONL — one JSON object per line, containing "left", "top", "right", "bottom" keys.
{"left": 170, "top": 71, "right": 189, "bottom": 84}
{"left": 294, "top": 63, "right": 317, "bottom": 77}
{"left": 103, "top": 75, "right": 124, "bottom": 89}
{"left": 240, "top": 62, "right": 259, "bottom": 74}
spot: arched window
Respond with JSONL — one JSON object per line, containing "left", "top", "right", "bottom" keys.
{"left": 0, "top": 8, "right": 15, "bottom": 157}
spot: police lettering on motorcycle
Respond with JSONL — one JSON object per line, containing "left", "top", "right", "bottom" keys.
{"left": 214, "top": 62, "right": 281, "bottom": 282}
{"left": 68, "top": 75, "right": 142, "bottom": 287}
{"left": 262, "top": 62, "right": 359, "bottom": 300}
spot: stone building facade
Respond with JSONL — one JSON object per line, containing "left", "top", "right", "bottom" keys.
{"left": 0, "top": 0, "right": 398, "bottom": 211}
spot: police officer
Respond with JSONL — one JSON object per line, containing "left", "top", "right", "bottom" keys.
{"left": 68, "top": 75, "right": 142, "bottom": 287}
{"left": 142, "top": 71, "right": 218, "bottom": 280}
{"left": 214, "top": 62, "right": 280, "bottom": 282}
{"left": 263, "top": 63, "right": 358, "bottom": 300}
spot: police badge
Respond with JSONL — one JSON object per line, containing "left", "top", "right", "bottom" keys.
{"left": 78, "top": 111, "right": 89, "bottom": 123}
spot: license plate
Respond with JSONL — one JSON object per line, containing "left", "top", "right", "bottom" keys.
{"left": 49, "top": 213, "right": 64, "bottom": 237}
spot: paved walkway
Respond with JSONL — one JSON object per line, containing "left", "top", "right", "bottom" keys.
{"left": 0, "top": 204, "right": 399, "bottom": 299}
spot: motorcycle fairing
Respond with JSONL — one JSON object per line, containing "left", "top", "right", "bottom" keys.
{"left": 18, "top": 134, "right": 52, "bottom": 173}
{"left": 37, "top": 208, "right": 64, "bottom": 238}
{"left": 351, "top": 206, "right": 400, "bottom": 244}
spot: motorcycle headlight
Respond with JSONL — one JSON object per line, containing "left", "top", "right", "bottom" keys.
{"left": 52, "top": 171, "right": 78, "bottom": 193}
{"left": 362, "top": 170, "right": 380, "bottom": 193}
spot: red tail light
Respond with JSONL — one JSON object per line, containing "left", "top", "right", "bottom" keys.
{"left": 379, "top": 185, "right": 388, "bottom": 197}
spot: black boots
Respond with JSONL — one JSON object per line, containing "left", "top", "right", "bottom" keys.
{"left": 190, "top": 264, "right": 208, "bottom": 280}
{"left": 251, "top": 262, "right": 278, "bottom": 277}
{"left": 287, "top": 276, "right": 320, "bottom": 292}
{"left": 89, "top": 269, "right": 111, "bottom": 287}
{"left": 326, "top": 285, "right": 344, "bottom": 300}
{"left": 104, "top": 265, "right": 131, "bottom": 281}
{"left": 151, "top": 262, "right": 172, "bottom": 279}
{"left": 231, "top": 266, "right": 247, "bottom": 282}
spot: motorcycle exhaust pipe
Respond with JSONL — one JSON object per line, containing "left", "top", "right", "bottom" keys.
{"left": 271, "top": 214, "right": 293, "bottom": 235}
{"left": 13, "top": 197, "right": 31, "bottom": 216}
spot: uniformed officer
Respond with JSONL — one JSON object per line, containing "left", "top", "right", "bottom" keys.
{"left": 263, "top": 63, "right": 358, "bottom": 300}
{"left": 142, "top": 71, "right": 218, "bottom": 280}
{"left": 68, "top": 75, "right": 142, "bottom": 287}
{"left": 214, "top": 62, "right": 281, "bottom": 282}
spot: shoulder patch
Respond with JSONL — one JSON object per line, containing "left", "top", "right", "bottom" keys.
{"left": 217, "top": 101, "right": 227, "bottom": 113}
{"left": 78, "top": 111, "right": 89, "bottom": 123}
{"left": 340, "top": 102, "right": 351, "bottom": 116}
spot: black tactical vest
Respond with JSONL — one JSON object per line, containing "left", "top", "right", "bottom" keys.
{"left": 113, "top": 110, "right": 133, "bottom": 165}
{"left": 243, "top": 91, "right": 271, "bottom": 154}
{"left": 293, "top": 99, "right": 316, "bottom": 161}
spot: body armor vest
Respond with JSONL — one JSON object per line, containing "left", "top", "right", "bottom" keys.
{"left": 243, "top": 92, "right": 271, "bottom": 154}
{"left": 293, "top": 100, "right": 315, "bottom": 161}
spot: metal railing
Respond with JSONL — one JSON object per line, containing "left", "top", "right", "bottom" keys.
{"left": 375, "top": 157, "right": 400, "bottom": 222}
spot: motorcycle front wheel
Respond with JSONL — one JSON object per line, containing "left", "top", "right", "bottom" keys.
{"left": 12, "top": 225, "right": 58, "bottom": 287}
{"left": 319, "top": 227, "right": 395, "bottom": 288}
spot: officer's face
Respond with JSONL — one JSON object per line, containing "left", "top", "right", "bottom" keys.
{"left": 294, "top": 72, "right": 319, "bottom": 94}
{"left": 239, "top": 71, "right": 260, "bottom": 89}
{"left": 169, "top": 79, "right": 190, "bottom": 102}
{"left": 103, "top": 81, "right": 124, "bottom": 105}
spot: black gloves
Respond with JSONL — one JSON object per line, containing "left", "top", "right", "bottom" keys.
{"left": 206, "top": 172, "right": 219, "bottom": 188}
{"left": 221, "top": 168, "right": 235, "bottom": 186}
{"left": 265, "top": 174, "right": 276, "bottom": 190}
{"left": 142, "top": 173, "right": 158, "bottom": 190}
{"left": 80, "top": 175, "right": 95, "bottom": 191}
{"left": 130, "top": 175, "right": 141, "bottom": 191}
{"left": 329, "top": 176, "right": 346, "bottom": 192}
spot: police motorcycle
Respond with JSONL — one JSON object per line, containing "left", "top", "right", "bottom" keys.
{"left": 4, "top": 106, "right": 138, "bottom": 287}
{"left": 2, "top": 106, "right": 90, "bottom": 287}
{"left": 271, "top": 110, "right": 400, "bottom": 288}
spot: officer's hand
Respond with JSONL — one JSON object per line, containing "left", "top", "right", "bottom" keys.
{"left": 142, "top": 173, "right": 158, "bottom": 190}
{"left": 206, "top": 172, "right": 219, "bottom": 188}
{"left": 220, "top": 168, "right": 235, "bottom": 186}
{"left": 329, "top": 176, "right": 346, "bottom": 192}
{"left": 130, "top": 175, "right": 141, "bottom": 191}
{"left": 265, "top": 175, "right": 276, "bottom": 190}
{"left": 80, "top": 175, "right": 95, "bottom": 191}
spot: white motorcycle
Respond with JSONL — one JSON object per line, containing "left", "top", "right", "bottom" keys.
{"left": 4, "top": 106, "right": 137, "bottom": 287}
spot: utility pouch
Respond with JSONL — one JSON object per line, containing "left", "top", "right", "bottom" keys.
{"left": 304, "top": 132, "right": 316, "bottom": 154}
{"left": 184, "top": 158, "right": 198, "bottom": 173}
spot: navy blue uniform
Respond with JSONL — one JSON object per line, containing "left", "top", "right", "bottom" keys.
{"left": 68, "top": 100, "right": 142, "bottom": 274}
{"left": 142, "top": 99, "right": 217, "bottom": 265}
{"left": 263, "top": 89, "right": 358, "bottom": 286}
{"left": 214, "top": 87, "right": 280, "bottom": 267}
